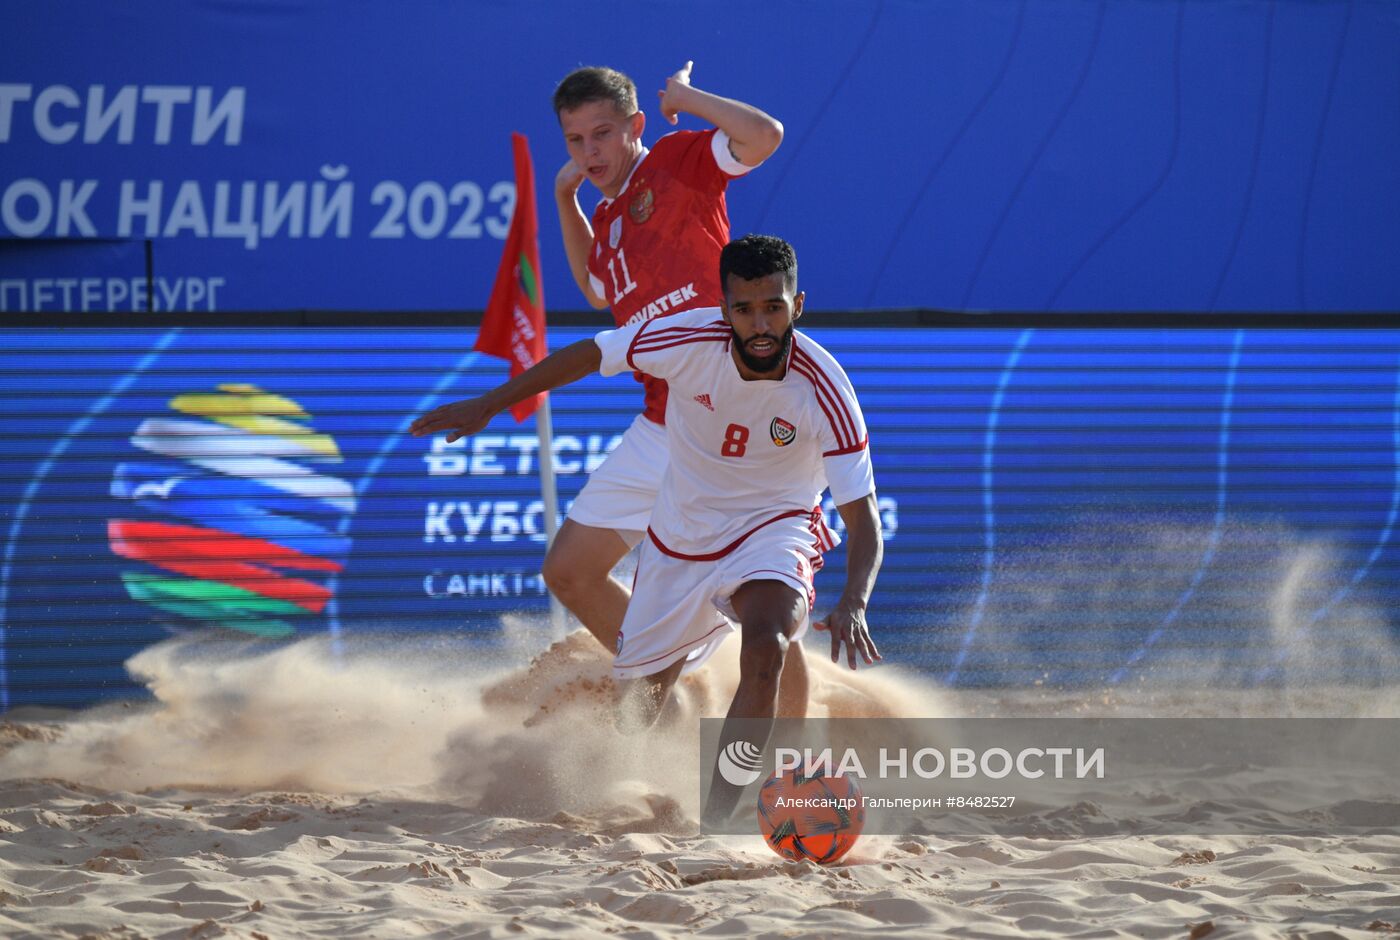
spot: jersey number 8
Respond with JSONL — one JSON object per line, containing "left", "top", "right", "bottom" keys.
{"left": 721, "top": 423, "right": 749, "bottom": 458}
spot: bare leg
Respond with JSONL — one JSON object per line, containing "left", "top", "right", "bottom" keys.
{"left": 616, "top": 657, "right": 687, "bottom": 732}
{"left": 703, "top": 580, "right": 806, "bottom": 826}
{"left": 778, "top": 640, "right": 809, "bottom": 719}
{"left": 541, "top": 519, "right": 633, "bottom": 652}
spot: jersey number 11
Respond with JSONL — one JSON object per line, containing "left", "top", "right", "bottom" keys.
{"left": 607, "top": 247, "right": 638, "bottom": 302}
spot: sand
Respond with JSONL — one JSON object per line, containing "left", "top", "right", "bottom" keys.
{"left": 1, "top": 628, "right": 1397, "bottom": 939}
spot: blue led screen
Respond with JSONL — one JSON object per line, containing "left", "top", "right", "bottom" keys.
{"left": 2, "top": 326, "right": 1398, "bottom": 708}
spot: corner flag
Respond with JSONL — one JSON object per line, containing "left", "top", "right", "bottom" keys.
{"left": 476, "top": 132, "right": 547, "bottom": 421}
{"left": 473, "top": 134, "right": 565, "bottom": 631}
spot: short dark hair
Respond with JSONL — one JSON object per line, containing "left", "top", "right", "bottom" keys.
{"left": 553, "top": 67, "right": 638, "bottom": 120}
{"left": 720, "top": 235, "right": 798, "bottom": 294}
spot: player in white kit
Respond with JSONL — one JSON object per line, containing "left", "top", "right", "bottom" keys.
{"left": 411, "top": 236, "right": 883, "bottom": 823}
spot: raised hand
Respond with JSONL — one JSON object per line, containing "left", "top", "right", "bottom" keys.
{"left": 658, "top": 60, "right": 694, "bottom": 125}
{"left": 555, "top": 157, "right": 585, "bottom": 199}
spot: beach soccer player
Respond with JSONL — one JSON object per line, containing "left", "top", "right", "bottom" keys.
{"left": 411, "top": 235, "right": 884, "bottom": 824}
{"left": 547, "top": 62, "right": 785, "bottom": 664}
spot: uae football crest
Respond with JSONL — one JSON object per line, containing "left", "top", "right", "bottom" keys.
{"left": 629, "top": 186, "right": 655, "bottom": 224}
{"left": 770, "top": 417, "right": 797, "bottom": 447}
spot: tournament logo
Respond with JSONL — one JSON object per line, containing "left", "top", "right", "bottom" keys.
{"left": 770, "top": 417, "right": 797, "bottom": 447}
{"left": 108, "top": 383, "right": 355, "bottom": 639}
{"left": 629, "top": 186, "right": 655, "bottom": 224}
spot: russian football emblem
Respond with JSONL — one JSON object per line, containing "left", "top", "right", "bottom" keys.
{"left": 770, "top": 417, "right": 797, "bottom": 447}
{"left": 629, "top": 187, "right": 655, "bottom": 224}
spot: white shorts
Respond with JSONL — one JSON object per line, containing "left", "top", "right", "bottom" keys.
{"left": 566, "top": 413, "right": 667, "bottom": 548}
{"left": 611, "top": 518, "right": 822, "bottom": 680}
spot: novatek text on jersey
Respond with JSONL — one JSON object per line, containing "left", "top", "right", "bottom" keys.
{"left": 623, "top": 283, "right": 699, "bottom": 326}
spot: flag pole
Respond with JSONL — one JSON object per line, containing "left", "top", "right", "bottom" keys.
{"left": 475, "top": 131, "right": 567, "bottom": 636}
{"left": 535, "top": 391, "right": 567, "bottom": 635}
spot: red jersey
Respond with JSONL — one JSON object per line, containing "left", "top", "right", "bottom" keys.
{"left": 586, "top": 127, "right": 755, "bottom": 424}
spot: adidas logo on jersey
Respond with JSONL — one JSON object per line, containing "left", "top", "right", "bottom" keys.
{"left": 694, "top": 394, "right": 715, "bottom": 412}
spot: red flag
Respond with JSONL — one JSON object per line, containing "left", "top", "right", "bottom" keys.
{"left": 475, "top": 133, "right": 547, "bottom": 421}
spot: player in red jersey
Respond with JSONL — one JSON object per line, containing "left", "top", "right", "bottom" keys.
{"left": 545, "top": 63, "right": 805, "bottom": 711}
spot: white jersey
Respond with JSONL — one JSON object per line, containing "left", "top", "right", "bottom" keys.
{"left": 595, "top": 306, "right": 875, "bottom": 559}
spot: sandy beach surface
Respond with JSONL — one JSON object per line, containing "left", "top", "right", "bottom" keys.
{"left": 1, "top": 628, "right": 1397, "bottom": 939}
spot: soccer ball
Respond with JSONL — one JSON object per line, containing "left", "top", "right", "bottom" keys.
{"left": 756, "top": 766, "right": 865, "bottom": 864}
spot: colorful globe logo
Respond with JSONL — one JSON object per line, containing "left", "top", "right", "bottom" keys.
{"left": 107, "top": 383, "right": 354, "bottom": 638}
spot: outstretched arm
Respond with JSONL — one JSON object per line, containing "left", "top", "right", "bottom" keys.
{"left": 657, "top": 61, "right": 783, "bottom": 167}
{"left": 813, "top": 493, "right": 884, "bottom": 669}
{"left": 554, "top": 160, "right": 609, "bottom": 309}
{"left": 409, "top": 339, "right": 603, "bottom": 442}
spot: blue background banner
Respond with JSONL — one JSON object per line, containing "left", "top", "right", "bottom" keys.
{"left": 4, "top": 1, "right": 1398, "bottom": 708}
{"left": 3, "top": 0, "right": 1399, "bottom": 312}
{"left": 3, "top": 326, "right": 1398, "bottom": 707}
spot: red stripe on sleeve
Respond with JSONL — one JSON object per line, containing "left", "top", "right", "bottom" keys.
{"left": 625, "top": 317, "right": 661, "bottom": 373}
{"left": 822, "top": 438, "right": 869, "bottom": 458}
{"left": 638, "top": 318, "right": 728, "bottom": 339}
{"left": 791, "top": 354, "right": 857, "bottom": 450}
{"left": 793, "top": 346, "right": 860, "bottom": 448}
{"left": 632, "top": 325, "right": 730, "bottom": 349}
{"left": 630, "top": 333, "right": 731, "bottom": 357}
